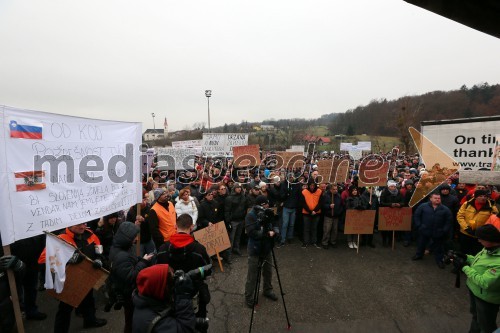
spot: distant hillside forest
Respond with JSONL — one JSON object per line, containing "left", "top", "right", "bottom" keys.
{"left": 328, "top": 83, "right": 500, "bottom": 136}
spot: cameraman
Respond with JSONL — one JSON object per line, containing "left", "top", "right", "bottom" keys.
{"left": 157, "top": 214, "right": 211, "bottom": 327}
{"left": 132, "top": 264, "right": 196, "bottom": 333}
{"left": 244, "top": 195, "right": 280, "bottom": 308}
{"left": 459, "top": 224, "right": 500, "bottom": 333}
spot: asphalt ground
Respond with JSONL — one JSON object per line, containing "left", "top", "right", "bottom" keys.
{"left": 24, "top": 234, "right": 480, "bottom": 333}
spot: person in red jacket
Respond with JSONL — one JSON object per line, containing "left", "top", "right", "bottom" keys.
{"left": 300, "top": 180, "right": 323, "bottom": 248}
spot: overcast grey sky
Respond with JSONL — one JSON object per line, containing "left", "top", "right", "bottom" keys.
{"left": 1, "top": 0, "right": 499, "bottom": 132}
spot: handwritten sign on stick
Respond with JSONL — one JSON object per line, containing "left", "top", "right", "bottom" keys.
{"left": 47, "top": 259, "right": 108, "bottom": 307}
{"left": 344, "top": 210, "right": 376, "bottom": 235}
{"left": 233, "top": 145, "right": 261, "bottom": 167}
{"left": 193, "top": 221, "right": 231, "bottom": 257}
{"left": 378, "top": 207, "right": 412, "bottom": 231}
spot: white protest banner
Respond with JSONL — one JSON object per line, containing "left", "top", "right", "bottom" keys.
{"left": 357, "top": 141, "right": 372, "bottom": 151}
{"left": 202, "top": 133, "right": 248, "bottom": 157}
{"left": 286, "top": 145, "right": 304, "bottom": 152}
{"left": 349, "top": 149, "right": 363, "bottom": 161}
{"left": 0, "top": 105, "right": 142, "bottom": 245}
{"left": 172, "top": 139, "right": 202, "bottom": 155}
{"left": 156, "top": 148, "right": 197, "bottom": 170}
{"left": 340, "top": 142, "right": 353, "bottom": 151}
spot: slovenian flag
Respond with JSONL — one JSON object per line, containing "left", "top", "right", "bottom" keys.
{"left": 10, "top": 120, "right": 43, "bottom": 139}
{"left": 15, "top": 171, "right": 46, "bottom": 191}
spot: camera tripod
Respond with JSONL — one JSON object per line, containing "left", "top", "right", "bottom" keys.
{"left": 248, "top": 247, "right": 291, "bottom": 333}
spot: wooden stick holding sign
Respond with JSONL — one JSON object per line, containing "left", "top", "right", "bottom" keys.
{"left": 136, "top": 203, "right": 142, "bottom": 257}
{"left": 193, "top": 222, "right": 231, "bottom": 272}
{"left": 344, "top": 210, "right": 376, "bottom": 254}
{"left": 378, "top": 207, "right": 412, "bottom": 251}
{"left": 2, "top": 245, "right": 25, "bottom": 333}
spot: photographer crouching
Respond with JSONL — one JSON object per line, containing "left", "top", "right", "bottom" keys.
{"left": 456, "top": 223, "right": 500, "bottom": 333}
{"left": 244, "top": 195, "right": 280, "bottom": 308}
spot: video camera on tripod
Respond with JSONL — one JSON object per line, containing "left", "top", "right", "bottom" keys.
{"left": 254, "top": 205, "right": 276, "bottom": 233}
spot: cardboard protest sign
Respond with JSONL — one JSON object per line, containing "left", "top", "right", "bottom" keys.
{"left": 358, "top": 155, "right": 390, "bottom": 187}
{"left": 492, "top": 134, "right": 500, "bottom": 171}
{"left": 344, "top": 210, "right": 376, "bottom": 234}
{"left": 332, "top": 159, "right": 350, "bottom": 184}
{"left": 315, "top": 159, "right": 333, "bottom": 184}
{"left": 233, "top": 144, "right": 261, "bottom": 167}
{"left": 378, "top": 207, "right": 412, "bottom": 231}
{"left": 275, "top": 152, "right": 305, "bottom": 169}
{"left": 47, "top": 259, "right": 108, "bottom": 308}
{"left": 0, "top": 106, "right": 142, "bottom": 245}
{"left": 193, "top": 221, "right": 231, "bottom": 257}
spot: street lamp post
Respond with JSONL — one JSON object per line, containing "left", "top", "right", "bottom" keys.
{"left": 205, "top": 90, "right": 211, "bottom": 132}
{"left": 151, "top": 113, "right": 156, "bottom": 130}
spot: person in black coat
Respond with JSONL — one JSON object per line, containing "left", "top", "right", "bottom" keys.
{"left": 9, "top": 235, "right": 47, "bottom": 320}
{"left": 157, "top": 214, "right": 211, "bottom": 326}
{"left": 197, "top": 190, "right": 220, "bottom": 230}
{"left": 279, "top": 177, "right": 301, "bottom": 246}
{"left": 345, "top": 187, "right": 369, "bottom": 249}
{"left": 321, "top": 184, "right": 344, "bottom": 249}
{"left": 411, "top": 192, "right": 453, "bottom": 268}
{"left": 224, "top": 183, "right": 248, "bottom": 255}
{"left": 0, "top": 242, "right": 26, "bottom": 333}
{"left": 379, "top": 180, "right": 405, "bottom": 247}
{"left": 108, "top": 222, "right": 154, "bottom": 333}
{"left": 126, "top": 194, "right": 155, "bottom": 256}
{"left": 132, "top": 264, "right": 196, "bottom": 333}
{"left": 244, "top": 196, "right": 280, "bottom": 308}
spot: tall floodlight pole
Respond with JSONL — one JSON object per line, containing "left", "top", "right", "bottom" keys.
{"left": 151, "top": 113, "right": 156, "bottom": 130}
{"left": 205, "top": 90, "right": 212, "bottom": 132}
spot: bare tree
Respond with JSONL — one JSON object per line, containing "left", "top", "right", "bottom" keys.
{"left": 395, "top": 97, "right": 422, "bottom": 154}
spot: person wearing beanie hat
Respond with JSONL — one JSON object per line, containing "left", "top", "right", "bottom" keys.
{"left": 108, "top": 222, "right": 154, "bottom": 333}
{"left": 459, "top": 223, "right": 500, "bottom": 333}
{"left": 379, "top": 179, "right": 405, "bottom": 247}
{"left": 244, "top": 193, "right": 280, "bottom": 308}
{"left": 149, "top": 186, "right": 177, "bottom": 249}
{"left": 457, "top": 189, "right": 499, "bottom": 255}
{"left": 132, "top": 264, "right": 197, "bottom": 333}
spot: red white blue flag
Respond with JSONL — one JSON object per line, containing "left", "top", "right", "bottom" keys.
{"left": 15, "top": 170, "right": 46, "bottom": 191}
{"left": 9, "top": 120, "right": 43, "bottom": 139}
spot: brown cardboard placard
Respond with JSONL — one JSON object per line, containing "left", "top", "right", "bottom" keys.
{"left": 233, "top": 145, "right": 261, "bottom": 167}
{"left": 193, "top": 221, "right": 231, "bottom": 257}
{"left": 47, "top": 259, "right": 109, "bottom": 308}
{"left": 378, "top": 207, "right": 412, "bottom": 231}
{"left": 275, "top": 152, "right": 305, "bottom": 170}
{"left": 344, "top": 210, "right": 376, "bottom": 234}
{"left": 358, "top": 157, "right": 390, "bottom": 187}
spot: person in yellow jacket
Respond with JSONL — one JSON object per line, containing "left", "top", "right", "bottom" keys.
{"left": 457, "top": 189, "right": 499, "bottom": 255}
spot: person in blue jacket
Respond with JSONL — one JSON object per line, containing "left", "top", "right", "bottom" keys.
{"left": 411, "top": 192, "right": 453, "bottom": 268}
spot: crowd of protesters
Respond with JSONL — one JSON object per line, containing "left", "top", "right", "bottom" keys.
{"left": 2, "top": 147, "right": 500, "bottom": 333}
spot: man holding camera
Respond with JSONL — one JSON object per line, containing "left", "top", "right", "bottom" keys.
{"left": 156, "top": 214, "right": 211, "bottom": 330}
{"left": 455, "top": 223, "right": 500, "bottom": 333}
{"left": 244, "top": 195, "right": 280, "bottom": 308}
